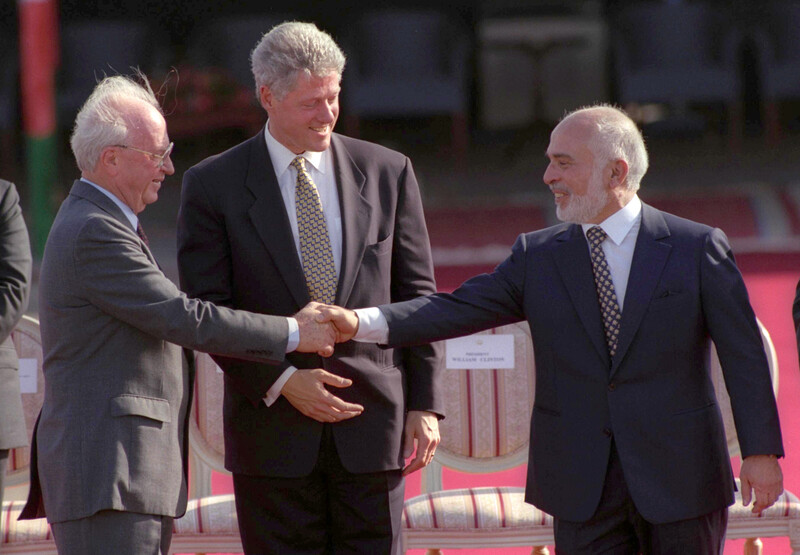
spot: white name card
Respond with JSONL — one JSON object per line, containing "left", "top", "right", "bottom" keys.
{"left": 446, "top": 334, "right": 515, "bottom": 369}
{"left": 19, "top": 358, "right": 38, "bottom": 394}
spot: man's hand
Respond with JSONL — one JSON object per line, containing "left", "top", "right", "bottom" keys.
{"left": 740, "top": 454, "right": 783, "bottom": 514}
{"left": 316, "top": 304, "right": 359, "bottom": 342}
{"left": 281, "top": 368, "right": 364, "bottom": 423}
{"left": 295, "top": 302, "right": 336, "bottom": 356}
{"left": 402, "top": 411, "right": 440, "bottom": 476}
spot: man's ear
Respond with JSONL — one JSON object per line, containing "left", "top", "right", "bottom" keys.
{"left": 259, "top": 85, "right": 274, "bottom": 113}
{"left": 99, "top": 146, "right": 120, "bottom": 176}
{"left": 609, "top": 158, "right": 629, "bottom": 189}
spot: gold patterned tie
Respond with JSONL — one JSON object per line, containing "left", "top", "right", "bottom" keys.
{"left": 586, "top": 226, "right": 621, "bottom": 357}
{"left": 292, "top": 156, "right": 337, "bottom": 304}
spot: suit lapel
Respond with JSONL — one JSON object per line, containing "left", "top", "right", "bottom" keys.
{"left": 553, "top": 224, "right": 610, "bottom": 364}
{"left": 71, "top": 180, "right": 159, "bottom": 267}
{"left": 330, "top": 135, "right": 370, "bottom": 306}
{"left": 244, "top": 131, "right": 309, "bottom": 307}
{"left": 611, "top": 204, "right": 672, "bottom": 376}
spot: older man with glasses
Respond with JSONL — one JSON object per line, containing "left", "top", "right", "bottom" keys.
{"left": 18, "top": 73, "right": 353, "bottom": 555}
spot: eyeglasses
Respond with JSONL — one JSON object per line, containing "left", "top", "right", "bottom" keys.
{"left": 114, "top": 142, "right": 174, "bottom": 169}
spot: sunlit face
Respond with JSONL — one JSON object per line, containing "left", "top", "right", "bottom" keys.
{"left": 260, "top": 71, "right": 340, "bottom": 154}
{"left": 113, "top": 103, "right": 174, "bottom": 214}
{"left": 543, "top": 119, "right": 612, "bottom": 224}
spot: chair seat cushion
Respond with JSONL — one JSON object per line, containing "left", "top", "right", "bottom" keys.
{"left": 1, "top": 500, "right": 53, "bottom": 545}
{"left": 173, "top": 494, "right": 239, "bottom": 536}
{"left": 402, "top": 486, "right": 552, "bottom": 531}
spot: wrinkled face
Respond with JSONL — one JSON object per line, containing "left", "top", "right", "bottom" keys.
{"left": 113, "top": 103, "right": 174, "bottom": 214}
{"left": 543, "top": 120, "right": 610, "bottom": 224}
{"left": 261, "top": 71, "right": 340, "bottom": 154}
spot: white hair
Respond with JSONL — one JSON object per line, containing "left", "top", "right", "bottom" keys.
{"left": 562, "top": 104, "right": 649, "bottom": 191}
{"left": 70, "top": 73, "right": 162, "bottom": 173}
{"left": 250, "top": 21, "right": 346, "bottom": 100}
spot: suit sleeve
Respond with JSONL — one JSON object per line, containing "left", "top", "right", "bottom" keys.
{"left": 389, "top": 158, "right": 443, "bottom": 414}
{"left": 383, "top": 232, "right": 528, "bottom": 347}
{"left": 74, "top": 215, "right": 288, "bottom": 365}
{"left": 0, "top": 182, "right": 31, "bottom": 342}
{"left": 177, "top": 167, "right": 292, "bottom": 405}
{"left": 701, "top": 228, "right": 783, "bottom": 458}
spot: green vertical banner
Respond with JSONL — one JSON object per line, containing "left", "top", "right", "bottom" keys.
{"left": 19, "top": 0, "right": 58, "bottom": 255}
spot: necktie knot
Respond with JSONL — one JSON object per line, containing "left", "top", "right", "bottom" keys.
{"left": 291, "top": 156, "right": 307, "bottom": 174}
{"left": 136, "top": 222, "right": 149, "bottom": 247}
{"left": 586, "top": 225, "right": 607, "bottom": 247}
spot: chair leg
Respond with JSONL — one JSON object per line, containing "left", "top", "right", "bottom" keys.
{"left": 743, "top": 537, "right": 763, "bottom": 555}
{"left": 790, "top": 520, "right": 800, "bottom": 553}
{"left": 531, "top": 546, "right": 550, "bottom": 555}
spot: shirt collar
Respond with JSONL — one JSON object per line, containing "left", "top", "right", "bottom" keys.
{"left": 264, "top": 121, "right": 327, "bottom": 176}
{"left": 582, "top": 194, "right": 642, "bottom": 246}
{"left": 80, "top": 177, "right": 139, "bottom": 231}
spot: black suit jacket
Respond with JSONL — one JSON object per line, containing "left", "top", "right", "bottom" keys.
{"left": 178, "top": 130, "right": 444, "bottom": 476}
{"left": 378, "top": 203, "right": 783, "bottom": 523}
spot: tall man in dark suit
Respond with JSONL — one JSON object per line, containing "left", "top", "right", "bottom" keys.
{"left": 322, "top": 105, "right": 784, "bottom": 553}
{"left": 0, "top": 179, "right": 32, "bottom": 508}
{"left": 177, "top": 21, "right": 444, "bottom": 554}
{"left": 18, "top": 74, "right": 347, "bottom": 555}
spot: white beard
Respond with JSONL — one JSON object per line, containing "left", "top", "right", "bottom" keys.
{"left": 555, "top": 170, "right": 608, "bottom": 224}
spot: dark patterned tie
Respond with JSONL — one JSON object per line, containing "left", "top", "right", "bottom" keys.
{"left": 291, "top": 156, "right": 337, "bottom": 304}
{"left": 136, "top": 221, "right": 149, "bottom": 247}
{"left": 586, "top": 226, "right": 622, "bottom": 357}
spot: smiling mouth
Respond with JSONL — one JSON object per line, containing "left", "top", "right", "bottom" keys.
{"left": 311, "top": 125, "right": 329, "bottom": 133}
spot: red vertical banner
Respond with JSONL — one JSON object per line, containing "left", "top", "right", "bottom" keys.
{"left": 19, "top": 0, "right": 59, "bottom": 138}
{"left": 18, "top": 0, "right": 59, "bottom": 254}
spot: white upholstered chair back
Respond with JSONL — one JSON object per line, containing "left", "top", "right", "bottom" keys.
{"left": 421, "top": 321, "right": 535, "bottom": 493}
{"left": 188, "top": 351, "right": 228, "bottom": 499}
{"left": 5, "top": 315, "right": 44, "bottom": 492}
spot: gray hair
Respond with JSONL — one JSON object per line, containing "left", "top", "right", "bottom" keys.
{"left": 70, "top": 73, "right": 162, "bottom": 173}
{"left": 251, "top": 21, "right": 346, "bottom": 100}
{"left": 563, "top": 104, "right": 649, "bottom": 191}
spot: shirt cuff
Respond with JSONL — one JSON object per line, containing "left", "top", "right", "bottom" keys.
{"left": 354, "top": 307, "right": 389, "bottom": 343}
{"left": 263, "top": 366, "right": 298, "bottom": 406}
{"left": 285, "top": 317, "right": 299, "bottom": 353}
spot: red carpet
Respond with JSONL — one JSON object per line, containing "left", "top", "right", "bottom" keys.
{"left": 199, "top": 252, "right": 800, "bottom": 554}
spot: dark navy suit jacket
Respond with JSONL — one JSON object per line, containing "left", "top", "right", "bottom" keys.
{"left": 379, "top": 202, "right": 783, "bottom": 523}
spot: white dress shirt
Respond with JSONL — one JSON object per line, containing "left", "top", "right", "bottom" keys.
{"left": 264, "top": 122, "right": 343, "bottom": 405}
{"left": 354, "top": 195, "right": 644, "bottom": 342}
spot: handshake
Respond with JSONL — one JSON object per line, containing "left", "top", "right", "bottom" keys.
{"left": 294, "top": 301, "right": 360, "bottom": 356}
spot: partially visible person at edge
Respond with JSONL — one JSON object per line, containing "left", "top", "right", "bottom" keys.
{"left": 0, "top": 178, "right": 32, "bottom": 524}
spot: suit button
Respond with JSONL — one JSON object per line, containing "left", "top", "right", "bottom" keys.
{"left": 608, "top": 383, "right": 616, "bottom": 391}
{"left": 603, "top": 428, "right": 613, "bottom": 437}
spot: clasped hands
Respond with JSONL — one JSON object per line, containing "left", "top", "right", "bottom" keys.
{"left": 293, "top": 301, "right": 359, "bottom": 356}
{"left": 291, "top": 302, "right": 438, "bottom": 475}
